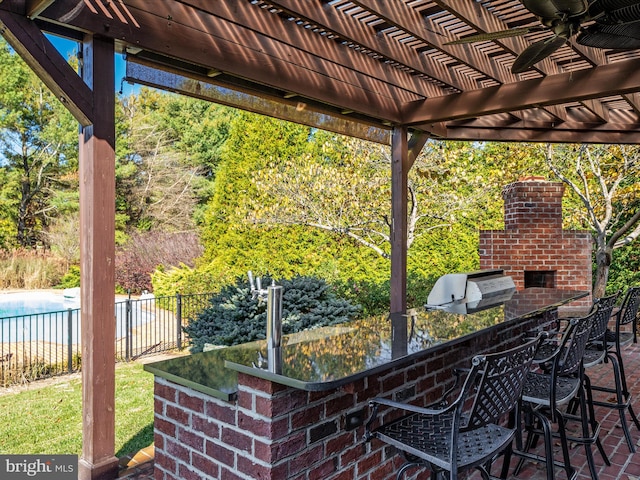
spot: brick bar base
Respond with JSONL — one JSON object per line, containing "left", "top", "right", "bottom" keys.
{"left": 152, "top": 310, "right": 556, "bottom": 480}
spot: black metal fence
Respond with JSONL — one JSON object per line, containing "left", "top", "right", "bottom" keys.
{"left": 0, "top": 292, "right": 213, "bottom": 386}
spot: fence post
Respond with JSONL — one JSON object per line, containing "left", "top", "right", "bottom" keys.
{"left": 126, "top": 298, "right": 132, "bottom": 361}
{"left": 67, "top": 309, "right": 73, "bottom": 373}
{"left": 176, "top": 293, "right": 182, "bottom": 350}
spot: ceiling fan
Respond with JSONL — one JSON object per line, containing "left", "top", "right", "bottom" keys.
{"left": 445, "top": 0, "right": 640, "bottom": 74}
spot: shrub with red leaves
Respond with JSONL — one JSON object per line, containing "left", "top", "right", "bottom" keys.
{"left": 115, "top": 231, "right": 203, "bottom": 293}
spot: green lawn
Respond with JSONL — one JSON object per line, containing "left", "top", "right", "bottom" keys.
{"left": 0, "top": 361, "right": 155, "bottom": 457}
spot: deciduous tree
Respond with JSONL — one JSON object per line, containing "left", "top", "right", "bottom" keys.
{"left": 544, "top": 143, "right": 640, "bottom": 297}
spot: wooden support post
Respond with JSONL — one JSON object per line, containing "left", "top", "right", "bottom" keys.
{"left": 78, "top": 35, "right": 118, "bottom": 480}
{"left": 389, "top": 129, "right": 429, "bottom": 315}
{"left": 390, "top": 127, "right": 408, "bottom": 315}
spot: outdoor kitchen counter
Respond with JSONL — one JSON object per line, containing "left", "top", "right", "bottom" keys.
{"left": 144, "top": 288, "right": 587, "bottom": 400}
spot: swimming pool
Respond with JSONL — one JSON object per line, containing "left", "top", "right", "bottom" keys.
{"left": 0, "top": 291, "right": 80, "bottom": 317}
{"left": 0, "top": 291, "right": 153, "bottom": 344}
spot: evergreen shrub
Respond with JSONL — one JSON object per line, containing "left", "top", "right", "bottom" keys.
{"left": 184, "top": 274, "right": 361, "bottom": 352}
{"left": 57, "top": 265, "right": 80, "bottom": 288}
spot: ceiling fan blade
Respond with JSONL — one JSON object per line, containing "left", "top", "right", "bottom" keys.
{"left": 593, "top": 0, "right": 640, "bottom": 12}
{"left": 445, "top": 27, "right": 534, "bottom": 45}
{"left": 511, "top": 35, "right": 567, "bottom": 73}
{"left": 596, "top": 2, "right": 640, "bottom": 23}
{"left": 578, "top": 22, "right": 640, "bottom": 48}
{"left": 522, "top": 0, "right": 589, "bottom": 19}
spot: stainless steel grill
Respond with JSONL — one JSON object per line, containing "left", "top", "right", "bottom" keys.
{"left": 426, "top": 269, "right": 516, "bottom": 314}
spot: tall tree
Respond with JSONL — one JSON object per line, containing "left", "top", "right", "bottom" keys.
{"left": 115, "top": 90, "right": 234, "bottom": 233}
{"left": 0, "top": 40, "right": 77, "bottom": 248}
{"left": 198, "top": 112, "right": 390, "bottom": 286}
{"left": 246, "top": 138, "right": 543, "bottom": 258}
{"left": 544, "top": 143, "right": 640, "bottom": 297}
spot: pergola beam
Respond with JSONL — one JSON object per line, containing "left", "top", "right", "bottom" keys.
{"left": 28, "top": 0, "right": 410, "bottom": 123}
{"left": 0, "top": 7, "right": 94, "bottom": 125}
{"left": 403, "top": 58, "right": 640, "bottom": 124}
{"left": 125, "top": 59, "right": 392, "bottom": 145}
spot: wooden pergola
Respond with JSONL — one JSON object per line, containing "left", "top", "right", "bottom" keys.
{"left": 1, "top": 1, "right": 640, "bottom": 479}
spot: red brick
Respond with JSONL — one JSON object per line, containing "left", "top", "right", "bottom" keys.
{"left": 177, "top": 463, "right": 204, "bottom": 480}
{"left": 272, "top": 430, "right": 306, "bottom": 461}
{"left": 238, "top": 372, "right": 288, "bottom": 395}
{"left": 288, "top": 445, "right": 324, "bottom": 476}
{"left": 291, "top": 404, "right": 323, "bottom": 429}
{"left": 253, "top": 438, "right": 273, "bottom": 463}
{"left": 166, "top": 403, "right": 190, "bottom": 425}
{"left": 154, "top": 432, "right": 165, "bottom": 451}
{"left": 155, "top": 382, "right": 177, "bottom": 403}
{"left": 178, "top": 391, "right": 205, "bottom": 413}
{"left": 339, "top": 442, "right": 365, "bottom": 467}
{"left": 206, "top": 440, "right": 235, "bottom": 467}
{"left": 221, "top": 426, "right": 252, "bottom": 452}
{"left": 326, "top": 431, "right": 356, "bottom": 457}
{"left": 238, "top": 411, "right": 271, "bottom": 437}
{"left": 154, "top": 451, "right": 176, "bottom": 475}
{"left": 165, "top": 438, "right": 190, "bottom": 462}
{"left": 220, "top": 466, "right": 244, "bottom": 480}
{"left": 206, "top": 401, "right": 237, "bottom": 425}
{"left": 236, "top": 456, "right": 271, "bottom": 479}
{"left": 178, "top": 427, "right": 205, "bottom": 451}
{"left": 191, "top": 452, "right": 221, "bottom": 478}
{"left": 380, "top": 371, "right": 404, "bottom": 391}
{"left": 155, "top": 417, "right": 176, "bottom": 437}
{"left": 308, "top": 457, "right": 337, "bottom": 479}
{"left": 356, "top": 446, "right": 383, "bottom": 474}
{"left": 325, "top": 395, "right": 355, "bottom": 418}
{"left": 327, "top": 466, "right": 355, "bottom": 480}
{"left": 192, "top": 414, "right": 221, "bottom": 439}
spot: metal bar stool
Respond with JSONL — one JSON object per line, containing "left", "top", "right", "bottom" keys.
{"left": 364, "top": 334, "right": 544, "bottom": 480}
{"left": 589, "top": 285, "right": 640, "bottom": 452}
{"left": 513, "top": 309, "right": 601, "bottom": 480}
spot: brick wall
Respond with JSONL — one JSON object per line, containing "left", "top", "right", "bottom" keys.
{"left": 152, "top": 311, "right": 556, "bottom": 480}
{"left": 480, "top": 179, "right": 592, "bottom": 307}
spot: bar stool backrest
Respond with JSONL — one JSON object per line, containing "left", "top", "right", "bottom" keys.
{"left": 589, "top": 292, "right": 619, "bottom": 343}
{"left": 464, "top": 335, "right": 542, "bottom": 430}
{"left": 556, "top": 309, "right": 596, "bottom": 377}
{"left": 617, "top": 286, "right": 640, "bottom": 330}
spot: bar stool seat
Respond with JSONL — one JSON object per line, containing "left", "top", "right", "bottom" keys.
{"left": 513, "top": 309, "right": 608, "bottom": 480}
{"left": 365, "top": 334, "right": 544, "bottom": 480}
{"left": 589, "top": 286, "right": 640, "bottom": 452}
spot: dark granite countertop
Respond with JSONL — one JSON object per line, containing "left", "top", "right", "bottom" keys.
{"left": 144, "top": 288, "right": 588, "bottom": 400}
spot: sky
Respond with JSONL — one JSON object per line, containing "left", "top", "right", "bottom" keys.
{"left": 49, "top": 34, "right": 139, "bottom": 96}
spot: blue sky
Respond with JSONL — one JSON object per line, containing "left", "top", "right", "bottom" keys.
{"left": 49, "top": 34, "right": 139, "bottom": 96}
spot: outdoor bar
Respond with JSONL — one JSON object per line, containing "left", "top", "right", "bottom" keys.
{"left": 145, "top": 287, "right": 587, "bottom": 480}
{"left": 3, "top": 3, "right": 640, "bottom": 479}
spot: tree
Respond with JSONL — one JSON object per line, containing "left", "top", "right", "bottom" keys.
{"left": 0, "top": 40, "right": 78, "bottom": 248}
{"left": 198, "top": 112, "right": 390, "bottom": 287}
{"left": 116, "top": 91, "right": 201, "bottom": 232}
{"left": 544, "top": 143, "right": 640, "bottom": 297}
{"left": 245, "top": 137, "right": 541, "bottom": 259}
{"left": 115, "top": 90, "right": 236, "bottom": 233}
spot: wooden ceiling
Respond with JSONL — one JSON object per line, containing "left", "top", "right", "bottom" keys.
{"left": 4, "top": 0, "right": 640, "bottom": 144}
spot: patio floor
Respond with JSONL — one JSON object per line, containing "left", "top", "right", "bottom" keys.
{"left": 119, "top": 343, "right": 640, "bottom": 480}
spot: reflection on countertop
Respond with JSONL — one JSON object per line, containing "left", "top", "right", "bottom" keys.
{"left": 144, "top": 288, "right": 588, "bottom": 398}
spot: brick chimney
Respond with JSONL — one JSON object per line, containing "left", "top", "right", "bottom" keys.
{"left": 479, "top": 178, "right": 592, "bottom": 307}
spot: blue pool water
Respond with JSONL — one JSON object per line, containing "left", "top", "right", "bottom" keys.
{"left": 0, "top": 291, "right": 79, "bottom": 317}
{"left": 0, "top": 291, "right": 151, "bottom": 344}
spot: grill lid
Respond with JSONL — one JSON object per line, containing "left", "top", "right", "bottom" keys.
{"left": 426, "top": 269, "right": 516, "bottom": 311}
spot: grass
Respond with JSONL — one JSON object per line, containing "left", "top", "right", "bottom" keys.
{"left": 0, "top": 361, "right": 155, "bottom": 457}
